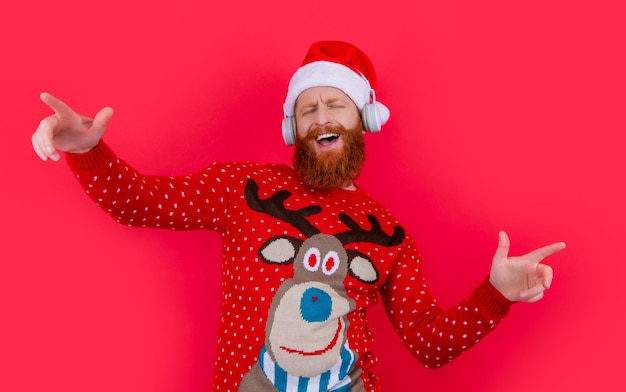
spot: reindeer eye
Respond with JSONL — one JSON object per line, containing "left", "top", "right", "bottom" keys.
{"left": 303, "top": 248, "right": 321, "bottom": 272}
{"left": 322, "top": 251, "right": 340, "bottom": 275}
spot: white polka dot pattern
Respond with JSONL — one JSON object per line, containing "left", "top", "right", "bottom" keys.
{"left": 67, "top": 142, "right": 512, "bottom": 391}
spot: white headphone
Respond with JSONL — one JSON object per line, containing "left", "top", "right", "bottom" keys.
{"left": 281, "top": 89, "right": 390, "bottom": 146}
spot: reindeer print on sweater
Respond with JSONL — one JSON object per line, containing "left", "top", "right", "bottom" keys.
{"left": 239, "top": 180, "right": 404, "bottom": 392}
{"left": 67, "top": 145, "right": 513, "bottom": 392}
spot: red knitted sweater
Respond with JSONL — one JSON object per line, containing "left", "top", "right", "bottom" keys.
{"left": 66, "top": 142, "right": 512, "bottom": 392}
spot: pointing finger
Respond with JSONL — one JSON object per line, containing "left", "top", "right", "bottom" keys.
{"left": 40, "top": 92, "right": 76, "bottom": 119}
{"left": 525, "top": 242, "right": 567, "bottom": 263}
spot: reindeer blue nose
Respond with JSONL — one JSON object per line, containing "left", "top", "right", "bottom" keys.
{"left": 300, "top": 287, "right": 332, "bottom": 323}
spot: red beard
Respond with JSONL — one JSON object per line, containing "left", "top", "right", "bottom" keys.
{"left": 293, "top": 122, "right": 366, "bottom": 191}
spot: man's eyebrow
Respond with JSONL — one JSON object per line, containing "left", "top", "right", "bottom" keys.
{"left": 326, "top": 98, "right": 344, "bottom": 105}
{"left": 299, "top": 101, "right": 318, "bottom": 109}
{"left": 308, "top": 97, "right": 343, "bottom": 106}
{"left": 296, "top": 96, "right": 346, "bottom": 112}
{"left": 295, "top": 100, "right": 318, "bottom": 112}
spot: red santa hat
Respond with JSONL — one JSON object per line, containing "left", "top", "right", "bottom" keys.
{"left": 283, "top": 41, "right": 390, "bottom": 125}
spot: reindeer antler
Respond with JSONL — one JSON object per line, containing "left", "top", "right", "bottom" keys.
{"left": 245, "top": 179, "right": 322, "bottom": 237}
{"left": 336, "top": 213, "right": 405, "bottom": 247}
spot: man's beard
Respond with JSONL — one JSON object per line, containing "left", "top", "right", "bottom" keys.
{"left": 293, "top": 122, "right": 366, "bottom": 191}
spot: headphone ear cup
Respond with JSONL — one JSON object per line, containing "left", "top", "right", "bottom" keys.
{"left": 361, "top": 104, "right": 381, "bottom": 133}
{"left": 282, "top": 116, "right": 296, "bottom": 146}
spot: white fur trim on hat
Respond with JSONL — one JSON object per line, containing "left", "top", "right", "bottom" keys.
{"left": 283, "top": 60, "right": 372, "bottom": 117}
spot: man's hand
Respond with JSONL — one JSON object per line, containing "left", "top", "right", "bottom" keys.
{"left": 32, "top": 92, "right": 114, "bottom": 161}
{"left": 489, "top": 231, "right": 566, "bottom": 303}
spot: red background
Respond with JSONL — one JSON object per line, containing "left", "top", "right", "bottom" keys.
{"left": 1, "top": 1, "right": 624, "bottom": 391}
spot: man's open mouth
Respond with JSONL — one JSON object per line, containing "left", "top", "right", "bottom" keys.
{"left": 316, "top": 133, "right": 340, "bottom": 146}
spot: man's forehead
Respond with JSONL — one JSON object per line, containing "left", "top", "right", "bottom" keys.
{"left": 296, "top": 86, "right": 353, "bottom": 106}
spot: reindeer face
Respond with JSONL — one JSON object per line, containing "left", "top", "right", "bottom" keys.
{"left": 242, "top": 179, "right": 405, "bottom": 387}
{"left": 269, "top": 281, "right": 350, "bottom": 376}
{"left": 265, "top": 234, "right": 353, "bottom": 377}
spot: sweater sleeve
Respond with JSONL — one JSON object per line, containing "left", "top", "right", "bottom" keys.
{"left": 65, "top": 141, "right": 230, "bottom": 232}
{"left": 379, "top": 236, "right": 513, "bottom": 369}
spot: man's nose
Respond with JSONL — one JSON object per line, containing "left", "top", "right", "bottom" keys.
{"left": 313, "top": 106, "right": 331, "bottom": 126}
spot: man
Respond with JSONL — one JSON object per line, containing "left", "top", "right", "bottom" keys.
{"left": 31, "top": 41, "right": 565, "bottom": 392}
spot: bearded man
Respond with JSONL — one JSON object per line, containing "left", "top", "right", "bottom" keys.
{"left": 31, "top": 41, "right": 565, "bottom": 392}
{"left": 293, "top": 88, "right": 366, "bottom": 192}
